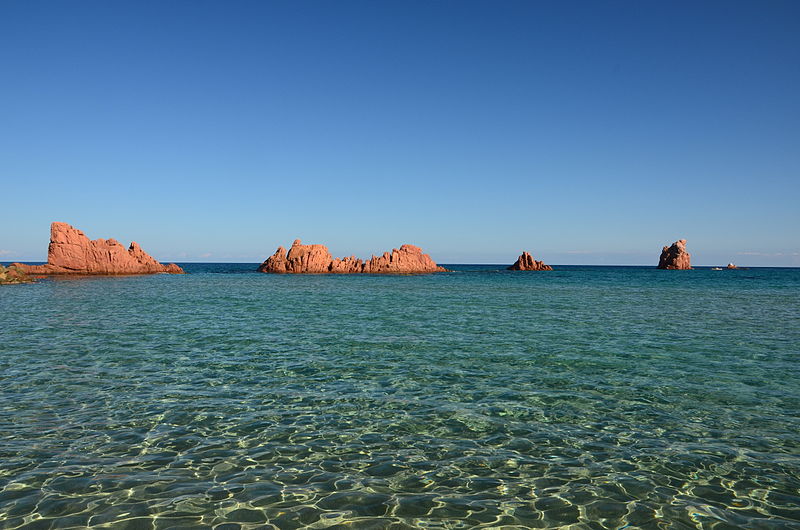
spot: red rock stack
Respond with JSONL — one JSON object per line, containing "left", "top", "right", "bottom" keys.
{"left": 13, "top": 222, "right": 183, "bottom": 275}
{"left": 657, "top": 239, "right": 691, "bottom": 270}
{"left": 507, "top": 251, "right": 552, "bottom": 271}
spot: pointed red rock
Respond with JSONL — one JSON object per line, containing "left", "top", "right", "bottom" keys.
{"left": 658, "top": 239, "right": 691, "bottom": 270}
{"left": 13, "top": 222, "right": 184, "bottom": 275}
{"left": 507, "top": 251, "right": 552, "bottom": 271}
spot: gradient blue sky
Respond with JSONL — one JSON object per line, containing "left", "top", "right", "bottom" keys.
{"left": 2, "top": 1, "right": 798, "bottom": 265}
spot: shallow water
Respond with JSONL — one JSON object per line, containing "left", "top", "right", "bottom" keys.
{"left": 1, "top": 264, "right": 799, "bottom": 529}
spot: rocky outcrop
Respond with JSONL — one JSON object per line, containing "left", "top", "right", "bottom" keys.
{"left": 657, "top": 239, "right": 691, "bottom": 270}
{"left": 507, "top": 251, "right": 552, "bottom": 271}
{"left": 362, "top": 244, "right": 447, "bottom": 273}
{"left": 259, "top": 240, "right": 337, "bottom": 274}
{"left": 258, "top": 240, "right": 447, "bottom": 274}
{"left": 0, "top": 265, "right": 35, "bottom": 285}
{"left": 13, "top": 222, "right": 184, "bottom": 275}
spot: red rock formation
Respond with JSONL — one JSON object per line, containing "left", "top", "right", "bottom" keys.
{"left": 507, "top": 251, "right": 552, "bottom": 271}
{"left": 362, "top": 244, "right": 447, "bottom": 273}
{"left": 13, "top": 222, "right": 184, "bottom": 275}
{"left": 0, "top": 265, "right": 35, "bottom": 285}
{"left": 260, "top": 240, "right": 334, "bottom": 273}
{"left": 657, "top": 239, "right": 691, "bottom": 270}
{"left": 258, "top": 240, "right": 447, "bottom": 274}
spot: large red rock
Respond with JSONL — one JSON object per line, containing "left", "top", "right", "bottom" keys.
{"left": 258, "top": 240, "right": 447, "bottom": 274}
{"left": 658, "top": 239, "right": 691, "bottom": 270}
{"left": 507, "top": 251, "right": 552, "bottom": 271}
{"left": 13, "top": 222, "right": 184, "bottom": 275}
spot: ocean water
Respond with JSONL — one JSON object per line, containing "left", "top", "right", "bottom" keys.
{"left": 1, "top": 264, "right": 799, "bottom": 529}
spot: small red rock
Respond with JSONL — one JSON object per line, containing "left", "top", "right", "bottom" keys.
{"left": 658, "top": 239, "right": 691, "bottom": 270}
{"left": 507, "top": 251, "right": 552, "bottom": 271}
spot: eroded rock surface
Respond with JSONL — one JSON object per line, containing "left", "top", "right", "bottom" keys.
{"left": 658, "top": 239, "right": 691, "bottom": 270}
{"left": 13, "top": 222, "right": 183, "bottom": 275}
{"left": 258, "top": 240, "right": 447, "bottom": 274}
{"left": 507, "top": 251, "right": 552, "bottom": 271}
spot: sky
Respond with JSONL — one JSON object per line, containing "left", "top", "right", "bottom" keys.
{"left": 1, "top": 0, "right": 798, "bottom": 266}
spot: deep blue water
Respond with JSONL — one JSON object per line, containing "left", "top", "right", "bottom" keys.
{"left": 1, "top": 264, "right": 799, "bottom": 529}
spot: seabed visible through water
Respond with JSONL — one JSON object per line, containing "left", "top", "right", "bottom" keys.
{"left": 1, "top": 264, "right": 799, "bottom": 529}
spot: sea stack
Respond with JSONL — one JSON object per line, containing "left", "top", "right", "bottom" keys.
{"left": 507, "top": 251, "right": 552, "bottom": 271}
{"left": 13, "top": 222, "right": 184, "bottom": 275}
{"left": 657, "top": 239, "right": 691, "bottom": 270}
{"left": 258, "top": 239, "right": 447, "bottom": 274}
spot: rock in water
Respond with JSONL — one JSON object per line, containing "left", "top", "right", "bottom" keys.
{"left": 362, "top": 244, "right": 447, "bottom": 273}
{"left": 0, "top": 265, "right": 35, "bottom": 285}
{"left": 657, "top": 239, "right": 691, "bottom": 270}
{"left": 13, "top": 222, "right": 184, "bottom": 275}
{"left": 507, "top": 251, "right": 552, "bottom": 271}
{"left": 258, "top": 240, "right": 447, "bottom": 274}
{"left": 259, "top": 240, "right": 337, "bottom": 274}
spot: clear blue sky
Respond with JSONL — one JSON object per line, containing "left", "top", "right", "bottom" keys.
{"left": 2, "top": 1, "right": 798, "bottom": 265}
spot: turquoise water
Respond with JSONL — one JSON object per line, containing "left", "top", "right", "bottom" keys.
{"left": 1, "top": 264, "right": 799, "bottom": 529}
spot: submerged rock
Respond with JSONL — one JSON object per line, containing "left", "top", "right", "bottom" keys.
{"left": 13, "top": 222, "right": 184, "bottom": 275}
{"left": 507, "top": 251, "right": 552, "bottom": 271}
{"left": 657, "top": 239, "right": 691, "bottom": 270}
{"left": 258, "top": 240, "right": 447, "bottom": 274}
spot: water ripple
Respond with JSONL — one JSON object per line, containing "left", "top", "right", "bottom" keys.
{"left": 1, "top": 265, "right": 799, "bottom": 528}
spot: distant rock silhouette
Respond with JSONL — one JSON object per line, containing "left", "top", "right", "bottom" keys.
{"left": 258, "top": 239, "right": 447, "bottom": 274}
{"left": 507, "top": 251, "right": 552, "bottom": 271}
{"left": 657, "top": 239, "right": 691, "bottom": 270}
{"left": 13, "top": 222, "right": 183, "bottom": 275}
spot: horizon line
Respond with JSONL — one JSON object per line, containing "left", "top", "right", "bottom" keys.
{"left": 4, "top": 260, "right": 798, "bottom": 269}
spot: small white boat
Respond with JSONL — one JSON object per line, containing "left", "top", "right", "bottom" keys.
{"left": 711, "top": 267, "right": 723, "bottom": 271}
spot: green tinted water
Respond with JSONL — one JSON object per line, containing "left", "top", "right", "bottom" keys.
{"left": 1, "top": 265, "right": 799, "bottom": 529}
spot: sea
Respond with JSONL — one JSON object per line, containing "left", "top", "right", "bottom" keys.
{"left": 1, "top": 264, "right": 798, "bottom": 529}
